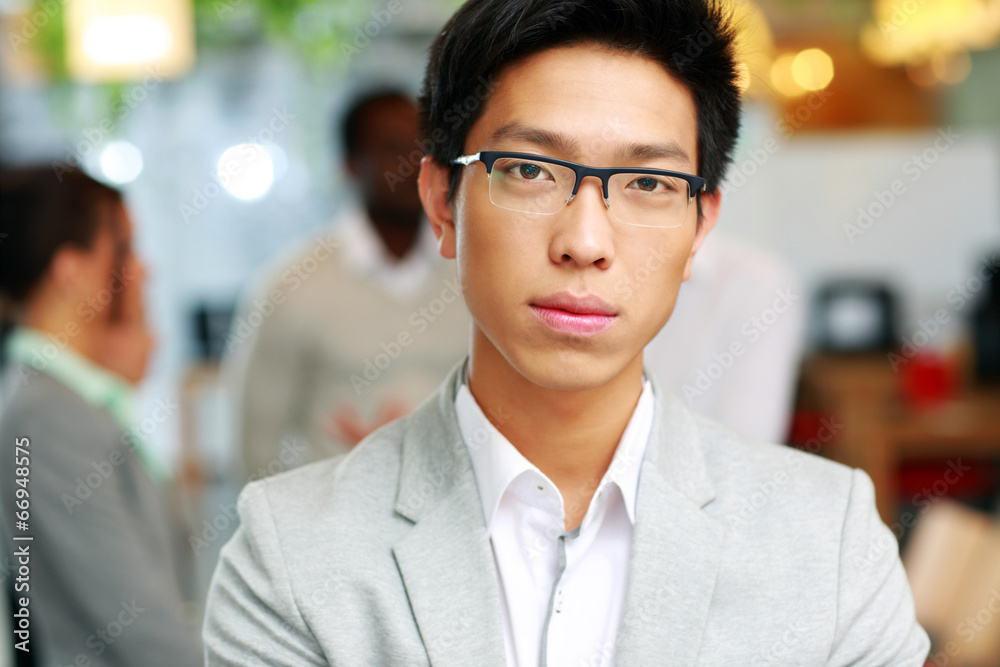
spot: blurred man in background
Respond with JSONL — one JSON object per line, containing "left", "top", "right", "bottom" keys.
{"left": 0, "top": 167, "right": 202, "bottom": 666}
{"left": 225, "top": 88, "right": 470, "bottom": 480}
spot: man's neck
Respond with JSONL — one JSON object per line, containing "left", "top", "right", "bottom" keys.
{"left": 467, "top": 331, "right": 644, "bottom": 530}
{"left": 23, "top": 297, "right": 101, "bottom": 366}
{"left": 367, "top": 205, "right": 423, "bottom": 261}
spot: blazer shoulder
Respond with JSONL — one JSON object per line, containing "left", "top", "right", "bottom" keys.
{"left": 1, "top": 369, "right": 122, "bottom": 457}
{"left": 693, "top": 413, "right": 855, "bottom": 522}
{"left": 238, "top": 415, "right": 410, "bottom": 541}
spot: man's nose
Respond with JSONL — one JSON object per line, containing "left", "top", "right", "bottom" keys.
{"left": 548, "top": 175, "right": 615, "bottom": 269}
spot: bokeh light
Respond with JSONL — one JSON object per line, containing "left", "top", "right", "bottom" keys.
{"left": 217, "top": 143, "right": 275, "bottom": 200}
{"left": 791, "top": 48, "right": 835, "bottom": 92}
{"left": 98, "top": 140, "right": 144, "bottom": 184}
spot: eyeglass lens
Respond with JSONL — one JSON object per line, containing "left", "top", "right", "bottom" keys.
{"left": 488, "top": 157, "right": 693, "bottom": 228}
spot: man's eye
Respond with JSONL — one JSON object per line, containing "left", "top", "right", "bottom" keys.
{"left": 495, "top": 158, "right": 556, "bottom": 182}
{"left": 628, "top": 176, "right": 676, "bottom": 193}
{"left": 517, "top": 163, "right": 543, "bottom": 179}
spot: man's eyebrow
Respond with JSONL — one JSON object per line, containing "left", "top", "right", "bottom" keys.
{"left": 489, "top": 122, "right": 692, "bottom": 167}
{"left": 489, "top": 122, "right": 582, "bottom": 157}
{"left": 615, "top": 141, "right": 691, "bottom": 167}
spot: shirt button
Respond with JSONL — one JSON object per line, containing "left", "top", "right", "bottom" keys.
{"left": 536, "top": 484, "right": 545, "bottom": 493}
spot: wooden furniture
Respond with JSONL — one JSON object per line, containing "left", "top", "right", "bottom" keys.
{"left": 904, "top": 500, "right": 1000, "bottom": 666}
{"left": 799, "top": 353, "right": 1000, "bottom": 524}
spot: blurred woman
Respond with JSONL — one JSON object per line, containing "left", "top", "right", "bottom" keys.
{"left": 0, "top": 167, "right": 202, "bottom": 666}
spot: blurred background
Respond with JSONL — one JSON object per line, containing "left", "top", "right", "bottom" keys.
{"left": 0, "top": 0, "right": 999, "bottom": 664}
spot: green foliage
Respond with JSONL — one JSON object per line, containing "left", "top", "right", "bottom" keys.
{"left": 23, "top": 0, "right": 401, "bottom": 82}
{"left": 20, "top": 0, "right": 66, "bottom": 78}
{"left": 18, "top": 0, "right": 458, "bottom": 130}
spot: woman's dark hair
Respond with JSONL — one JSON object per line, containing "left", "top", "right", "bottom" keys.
{"left": 418, "top": 0, "right": 742, "bottom": 201}
{"left": 0, "top": 166, "right": 123, "bottom": 343}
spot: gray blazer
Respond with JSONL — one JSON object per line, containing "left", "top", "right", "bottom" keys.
{"left": 0, "top": 365, "right": 203, "bottom": 666}
{"left": 204, "top": 362, "right": 929, "bottom": 666}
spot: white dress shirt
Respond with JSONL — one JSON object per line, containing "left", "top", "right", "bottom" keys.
{"left": 455, "top": 377, "right": 654, "bottom": 667}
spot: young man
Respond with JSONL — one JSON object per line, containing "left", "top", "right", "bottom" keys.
{"left": 204, "top": 1, "right": 930, "bottom": 665}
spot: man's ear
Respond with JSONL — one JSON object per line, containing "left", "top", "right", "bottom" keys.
{"left": 418, "top": 156, "right": 456, "bottom": 259}
{"left": 49, "top": 245, "right": 85, "bottom": 291}
{"left": 681, "top": 188, "right": 721, "bottom": 282}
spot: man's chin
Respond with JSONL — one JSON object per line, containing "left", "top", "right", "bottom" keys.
{"left": 510, "top": 348, "right": 636, "bottom": 394}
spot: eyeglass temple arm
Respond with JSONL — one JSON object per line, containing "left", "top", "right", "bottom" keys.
{"left": 452, "top": 153, "right": 482, "bottom": 166}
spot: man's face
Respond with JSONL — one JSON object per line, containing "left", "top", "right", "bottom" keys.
{"left": 422, "top": 43, "right": 719, "bottom": 392}
{"left": 349, "top": 98, "right": 423, "bottom": 220}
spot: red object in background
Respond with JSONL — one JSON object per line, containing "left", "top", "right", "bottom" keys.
{"left": 897, "top": 459, "right": 997, "bottom": 501}
{"left": 899, "top": 351, "right": 957, "bottom": 409}
{"left": 787, "top": 410, "right": 838, "bottom": 455}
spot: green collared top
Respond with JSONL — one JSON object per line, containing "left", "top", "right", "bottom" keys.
{"left": 4, "top": 326, "right": 170, "bottom": 483}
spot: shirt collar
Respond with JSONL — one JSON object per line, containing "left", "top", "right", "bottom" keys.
{"left": 455, "top": 375, "right": 654, "bottom": 533}
{"left": 5, "top": 326, "right": 133, "bottom": 423}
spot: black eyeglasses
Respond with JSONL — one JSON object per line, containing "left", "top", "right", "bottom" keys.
{"left": 452, "top": 151, "right": 705, "bottom": 228}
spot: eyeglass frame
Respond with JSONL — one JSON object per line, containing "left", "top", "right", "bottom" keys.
{"left": 451, "top": 150, "right": 706, "bottom": 216}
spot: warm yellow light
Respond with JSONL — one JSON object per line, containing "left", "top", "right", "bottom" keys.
{"left": 723, "top": 0, "right": 775, "bottom": 97}
{"left": 931, "top": 49, "right": 973, "bottom": 84}
{"left": 770, "top": 53, "right": 806, "bottom": 97}
{"left": 860, "top": 21, "right": 904, "bottom": 65}
{"left": 67, "top": 0, "right": 195, "bottom": 82}
{"left": 735, "top": 62, "right": 752, "bottom": 91}
{"left": 906, "top": 48, "right": 973, "bottom": 86}
{"left": 862, "top": 0, "right": 1000, "bottom": 66}
{"left": 791, "top": 48, "right": 835, "bottom": 91}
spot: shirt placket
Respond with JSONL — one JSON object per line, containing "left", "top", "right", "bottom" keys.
{"left": 538, "top": 523, "right": 580, "bottom": 667}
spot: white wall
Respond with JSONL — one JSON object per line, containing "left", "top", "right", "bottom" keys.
{"left": 717, "top": 104, "right": 1000, "bottom": 349}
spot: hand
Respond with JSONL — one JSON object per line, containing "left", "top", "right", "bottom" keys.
{"left": 323, "top": 397, "right": 410, "bottom": 447}
{"left": 94, "top": 253, "right": 154, "bottom": 385}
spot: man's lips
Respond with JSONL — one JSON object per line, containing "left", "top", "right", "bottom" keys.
{"left": 529, "top": 292, "right": 619, "bottom": 336}
{"left": 531, "top": 292, "right": 618, "bottom": 316}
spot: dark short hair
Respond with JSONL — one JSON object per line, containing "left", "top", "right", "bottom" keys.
{"left": 340, "top": 88, "right": 414, "bottom": 158}
{"left": 418, "top": 0, "right": 742, "bottom": 201}
{"left": 0, "top": 166, "right": 122, "bottom": 304}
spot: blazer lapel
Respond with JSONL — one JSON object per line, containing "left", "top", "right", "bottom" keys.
{"left": 614, "top": 378, "right": 725, "bottom": 665}
{"left": 391, "top": 362, "right": 507, "bottom": 666}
